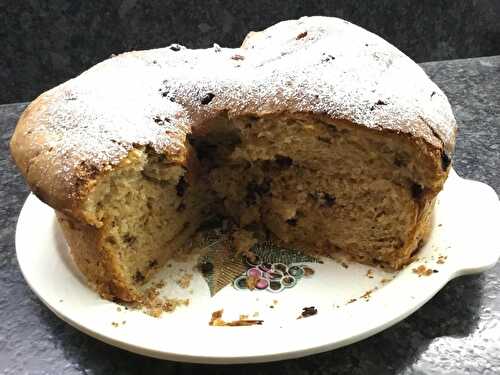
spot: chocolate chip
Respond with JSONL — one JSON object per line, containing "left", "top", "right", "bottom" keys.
{"left": 176, "top": 176, "right": 188, "bottom": 197}
{"left": 275, "top": 155, "right": 293, "bottom": 168}
{"left": 441, "top": 152, "right": 451, "bottom": 171}
{"left": 323, "top": 193, "right": 336, "bottom": 207}
{"left": 148, "top": 260, "right": 158, "bottom": 268}
{"left": 296, "top": 31, "right": 308, "bottom": 39}
{"left": 411, "top": 183, "right": 424, "bottom": 200}
{"left": 286, "top": 218, "right": 298, "bottom": 226}
{"left": 169, "top": 44, "right": 182, "bottom": 51}
{"left": 200, "top": 93, "right": 215, "bottom": 105}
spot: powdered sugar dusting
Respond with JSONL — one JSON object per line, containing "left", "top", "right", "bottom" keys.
{"left": 17, "top": 16, "right": 456, "bottom": 202}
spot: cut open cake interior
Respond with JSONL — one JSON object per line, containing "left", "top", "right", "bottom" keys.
{"left": 57, "top": 113, "right": 449, "bottom": 302}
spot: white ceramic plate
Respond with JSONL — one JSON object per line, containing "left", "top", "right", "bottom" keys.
{"left": 16, "top": 170, "right": 500, "bottom": 364}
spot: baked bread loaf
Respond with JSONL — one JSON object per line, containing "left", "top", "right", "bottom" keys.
{"left": 10, "top": 17, "right": 456, "bottom": 302}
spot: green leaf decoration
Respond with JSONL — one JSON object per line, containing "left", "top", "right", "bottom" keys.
{"left": 196, "top": 231, "right": 321, "bottom": 297}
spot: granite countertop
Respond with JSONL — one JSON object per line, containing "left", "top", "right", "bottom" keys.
{"left": 1, "top": 56, "right": 499, "bottom": 374}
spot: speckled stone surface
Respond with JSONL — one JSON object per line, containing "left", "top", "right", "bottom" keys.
{"left": 0, "top": 56, "right": 499, "bottom": 374}
{"left": 1, "top": 0, "right": 499, "bottom": 103}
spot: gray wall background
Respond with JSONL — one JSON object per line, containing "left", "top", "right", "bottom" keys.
{"left": 1, "top": 0, "right": 499, "bottom": 104}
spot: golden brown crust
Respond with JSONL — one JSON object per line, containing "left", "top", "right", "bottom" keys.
{"left": 56, "top": 212, "right": 138, "bottom": 301}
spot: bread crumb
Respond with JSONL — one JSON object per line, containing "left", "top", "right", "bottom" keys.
{"left": 209, "top": 309, "right": 263, "bottom": 326}
{"left": 437, "top": 255, "right": 447, "bottom": 264}
{"left": 366, "top": 269, "right": 374, "bottom": 278}
{"left": 111, "top": 322, "right": 119, "bottom": 327}
{"left": 297, "top": 306, "right": 317, "bottom": 319}
{"left": 252, "top": 311, "right": 260, "bottom": 317}
{"left": 232, "top": 229, "right": 258, "bottom": 261}
{"left": 116, "top": 307, "right": 122, "bottom": 312}
{"left": 176, "top": 273, "right": 193, "bottom": 289}
{"left": 413, "top": 265, "right": 433, "bottom": 277}
{"left": 360, "top": 287, "right": 378, "bottom": 301}
{"left": 347, "top": 298, "right": 357, "bottom": 304}
{"left": 154, "top": 280, "right": 166, "bottom": 289}
{"left": 140, "top": 282, "right": 190, "bottom": 317}
{"left": 143, "top": 298, "right": 190, "bottom": 317}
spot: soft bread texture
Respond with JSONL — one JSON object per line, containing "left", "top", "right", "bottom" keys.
{"left": 10, "top": 17, "right": 456, "bottom": 302}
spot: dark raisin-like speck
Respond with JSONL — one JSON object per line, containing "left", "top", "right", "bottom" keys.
{"left": 323, "top": 193, "right": 336, "bottom": 207}
{"left": 275, "top": 155, "right": 293, "bottom": 168}
{"left": 201, "top": 93, "right": 215, "bottom": 105}
{"left": 176, "top": 176, "right": 188, "bottom": 197}
{"left": 296, "top": 31, "right": 308, "bottom": 39}
{"left": 411, "top": 183, "right": 424, "bottom": 200}
{"left": 298, "top": 306, "right": 317, "bottom": 319}
{"left": 441, "top": 152, "right": 451, "bottom": 171}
